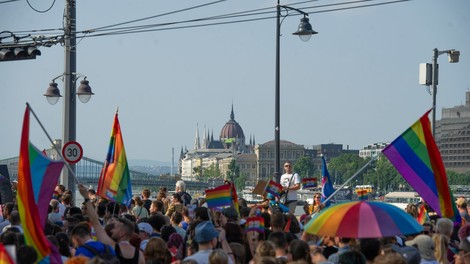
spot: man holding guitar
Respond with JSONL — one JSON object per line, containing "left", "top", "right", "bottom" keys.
{"left": 280, "top": 161, "right": 301, "bottom": 214}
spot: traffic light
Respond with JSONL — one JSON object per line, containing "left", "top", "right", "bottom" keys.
{"left": 0, "top": 46, "right": 41, "bottom": 61}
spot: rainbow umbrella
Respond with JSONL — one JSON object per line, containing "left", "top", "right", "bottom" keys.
{"left": 304, "top": 201, "right": 423, "bottom": 238}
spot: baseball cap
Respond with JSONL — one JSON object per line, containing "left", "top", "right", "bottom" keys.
{"left": 391, "top": 245, "right": 421, "bottom": 264}
{"left": 138, "top": 222, "right": 153, "bottom": 235}
{"left": 405, "top": 235, "right": 435, "bottom": 261}
{"left": 194, "top": 221, "right": 219, "bottom": 243}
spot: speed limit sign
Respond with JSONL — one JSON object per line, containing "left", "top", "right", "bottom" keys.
{"left": 62, "top": 141, "right": 83, "bottom": 163}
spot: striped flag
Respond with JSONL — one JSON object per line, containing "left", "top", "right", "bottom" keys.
{"left": 265, "top": 180, "right": 283, "bottom": 198}
{"left": 97, "top": 111, "right": 132, "bottom": 206}
{"left": 230, "top": 182, "right": 240, "bottom": 218}
{"left": 0, "top": 244, "right": 14, "bottom": 264}
{"left": 302, "top": 178, "right": 318, "bottom": 189}
{"left": 383, "top": 110, "right": 460, "bottom": 221}
{"left": 357, "top": 189, "right": 368, "bottom": 201}
{"left": 245, "top": 217, "right": 265, "bottom": 233}
{"left": 205, "top": 184, "right": 232, "bottom": 209}
{"left": 18, "top": 105, "right": 64, "bottom": 263}
{"left": 417, "top": 204, "right": 430, "bottom": 224}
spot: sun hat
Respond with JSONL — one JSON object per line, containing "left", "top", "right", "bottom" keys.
{"left": 194, "top": 221, "right": 219, "bottom": 243}
{"left": 405, "top": 234, "right": 435, "bottom": 261}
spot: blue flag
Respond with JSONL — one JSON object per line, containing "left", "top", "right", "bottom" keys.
{"left": 321, "top": 156, "right": 335, "bottom": 206}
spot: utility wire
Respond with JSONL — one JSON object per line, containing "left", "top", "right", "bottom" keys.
{"left": 1, "top": 0, "right": 411, "bottom": 46}
{"left": 26, "top": 0, "right": 56, "bottom": 13}
{"left": 79, "top": 0, "right": 410, "bottom": 38}
{"left": 0, "top": 0, "right": 21, "bottom": 4}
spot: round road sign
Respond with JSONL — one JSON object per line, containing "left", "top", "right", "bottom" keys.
{"left": 62, "top": 141, "right": 83, "bottom": 163}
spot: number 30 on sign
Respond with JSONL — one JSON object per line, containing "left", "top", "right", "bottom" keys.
{"left": 62, "top": 141, "right": 83, "bottom": 163}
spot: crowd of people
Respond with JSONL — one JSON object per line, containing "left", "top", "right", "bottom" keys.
{"left": 2, "top": 176, "right": 470, "bottom": 264}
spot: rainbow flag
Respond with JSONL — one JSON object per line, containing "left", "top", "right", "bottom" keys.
{"left": 18, "top": 106, "right": 64, "bottom": 263}
{"left": 417, "top": 204, "right": 430, "bottom": 224}
{"left": 321, "top": 156, "right": 335, "bottom": 207}
{"left": 383, "top": 110, "right": 460, "bottom": 221}
{"left": 357, "top": 189, "right": 368, "bottom": 201}
{"left": 205, "top": 184, "right": 232, "bottom": 209}
{"left": 0, "top": 244, "right": 14, "bottom": 264}
{"left": 302, "top": 178, "right": 318, "bottom": 189}
{"left": 265, "top": 180, "right": 283, "bottom": 198}
{"left": 97, "top": 111, "right": 132, "bottom": 206}
{"left": 230, "top": 182, "right": 240, "bottom": 218}
{"left": 245, "top": 217, "right": 265, "bottom": 233}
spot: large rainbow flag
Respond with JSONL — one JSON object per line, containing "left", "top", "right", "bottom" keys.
{"left": 97, "top": 111, "right": 132, "bottom": 206}
{"left": 205, "top": 184, "right": 232, "bottom": 209}
{"left": 18, "top": 106, "right": 64, "bottom": 263}
{"left": 382, "top": 110, "right": 459, "bottom": 221}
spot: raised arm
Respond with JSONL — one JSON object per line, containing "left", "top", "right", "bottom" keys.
{"left": 78, "top": 184, "right": 116, "bottom": 247}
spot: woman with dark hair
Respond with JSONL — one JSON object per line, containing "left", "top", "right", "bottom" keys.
{"left": 289, "top": 239, "right": 312, "bottom": 263}
{"left": 55, "top": 232, "right": 73, "bottom": 261}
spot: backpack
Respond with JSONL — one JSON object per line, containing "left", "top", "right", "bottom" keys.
{"left": 181, "top": 191, "right": 192, "bottom": 206}
{"left": 81, "top": 243, "right": 120, "bottom": 264}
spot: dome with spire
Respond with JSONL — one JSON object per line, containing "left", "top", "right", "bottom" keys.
{"left": 220, "top": 105, "right": 245, "bottom": 142}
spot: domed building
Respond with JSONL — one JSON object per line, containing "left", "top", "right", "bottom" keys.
{"left": 219, "top": 105, "right": 247, "bottom": 153}
{"left": 179, "top": 105, "right": 257, "bottom": 181}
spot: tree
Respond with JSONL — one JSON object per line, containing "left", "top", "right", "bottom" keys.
{"left": 204, "top": 163, "right": 221, "bottom": 181}
{"left": 293, "top": 156, "right": 315, "bottom": 178}
{"left": 235, "top": 173, "right": 248, "bottom": 192}
{"left": 328, "top": 154, "right": 370, "bottom": 184}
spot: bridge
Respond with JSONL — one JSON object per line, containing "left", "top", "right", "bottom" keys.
{"left": 0, "top": 155, "right": 224, "bottom": 192}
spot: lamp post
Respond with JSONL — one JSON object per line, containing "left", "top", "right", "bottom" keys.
{"left": 421, "top": 48, "right": 460, "bottom": 137}
{"left": 430, "top": 48, "right": 460, "bottom": 137}
{"left": 44, "top": 73, "right": 94, "bottom": 199}
{"left": 274, "top": 0, "right": 317, "bottom": 183}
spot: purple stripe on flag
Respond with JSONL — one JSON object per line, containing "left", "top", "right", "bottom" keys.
{"left": 384, "top": 145, "right": 441, "bottom": 215}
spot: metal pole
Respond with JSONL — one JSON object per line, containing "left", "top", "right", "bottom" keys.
{"left": 274, "top": 0, "right": 281, "bottom": 183}
{"left": 62, "top": 0, "right": 77, "bottom": 202}
{"left": 431, "top": 48, "right": 438, "bottom": 137}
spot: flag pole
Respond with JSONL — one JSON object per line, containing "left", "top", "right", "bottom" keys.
{"left": 318, "top": 156, "right": 377, "bottom": 209}
{"left": 26, "top": 103, "right": 81, "bottom": 184}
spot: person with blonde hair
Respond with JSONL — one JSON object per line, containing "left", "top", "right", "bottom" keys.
{"left": 435, "top": 217, "right": 456, "bottom": 264}
{"left": 209, "top": 249, "right": 229, "bottom": 264}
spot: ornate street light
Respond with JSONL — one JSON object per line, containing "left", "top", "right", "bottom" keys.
{"left": 274, "top": 1, "right": 317, "bottom": 182}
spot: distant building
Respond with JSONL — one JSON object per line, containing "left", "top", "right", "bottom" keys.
{"left": 435, "top": 91, "right": 470, "bottom": 173}
{"left": 253, "top": 140, "right": 305, "bottom": 182}
{"left": 359, "top": 143, "right": 389, "bottom": 159}
{"left": 179, "top": 105, "right": 256, "bottom": 182}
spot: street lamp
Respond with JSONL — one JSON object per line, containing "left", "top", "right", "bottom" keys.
{"left": 44, "top": 74, "right": 94, "bottom": 105}
{"left": 419, "top": 48, "right": 460, "bottom": 137}
{"left": 274, "top": 0, "right": 317, "bottom": 183}
{"left": 44, "top": 73, "right": 94, "bottom": 200}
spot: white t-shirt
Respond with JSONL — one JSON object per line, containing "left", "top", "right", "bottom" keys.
{"left": 280, "top": 173, "right": 300, "bottom": 201}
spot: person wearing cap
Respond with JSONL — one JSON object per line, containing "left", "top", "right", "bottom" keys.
{"left": 456, "top": 198, "right": 470, "bottom": 223}
{"left": 405, "top": 234, "right": 438, "bottom": 264}
{"left": 390, "top": 244, "right": 421, "bottom": 264}
{"left": 183, "top": 221, "right": 234, "bottom": 264}
{"left": 138, "top": 222, "right": 153, "bottom": 251}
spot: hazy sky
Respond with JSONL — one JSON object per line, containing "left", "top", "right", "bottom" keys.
{"left": 1, "top": 0, "right": 469, "bottom": 163}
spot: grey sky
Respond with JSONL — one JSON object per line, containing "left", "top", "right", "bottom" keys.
{"left": 1, "top": 0, "right": 469, "bottom": 163}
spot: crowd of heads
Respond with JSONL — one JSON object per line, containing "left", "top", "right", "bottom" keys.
{"left": 4, "top": 180, "right": 470, "bottom": 264}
